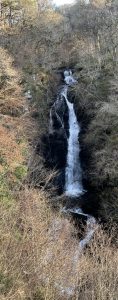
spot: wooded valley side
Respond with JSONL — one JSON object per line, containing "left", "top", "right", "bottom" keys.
{"left": 0, "top": 1, "right": 118, "bottom": 299}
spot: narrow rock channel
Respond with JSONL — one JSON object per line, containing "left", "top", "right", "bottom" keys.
{"left": 50, "top": 70, "right": 97, "bottom": 250}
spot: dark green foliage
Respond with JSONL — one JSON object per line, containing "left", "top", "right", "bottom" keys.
{"left": 0, "top": 272, "right": 13, "bottom": 295}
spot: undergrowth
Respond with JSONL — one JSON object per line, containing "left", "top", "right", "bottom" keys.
{"left": 0, "top": 2, "right": 118, "bottom": 298}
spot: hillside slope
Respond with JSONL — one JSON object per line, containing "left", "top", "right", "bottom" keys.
{"left": 0, "top": 0, "right": 118, "bottom": 299}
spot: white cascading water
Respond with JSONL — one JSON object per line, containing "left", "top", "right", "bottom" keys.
{"left": 62, "top": 85, "right": 83, "bottom": 196}
{"left": 62, "top": 70, "right": 97, "bottom": 249}
{"left": 49, "top": 69, "right": 96, "bottom": 250}
{"left": 47, "top": 70, "right": 97, "bottom": 296}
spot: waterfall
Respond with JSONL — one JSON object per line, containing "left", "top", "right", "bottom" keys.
{"left": 62, "top": 86, "right": 84, "bottom": 196}
{"left": 49, "top": 69, "right": 97, "bottom": 249}
{"left": 62, "top": 70, "right": 97, "bottom": 248}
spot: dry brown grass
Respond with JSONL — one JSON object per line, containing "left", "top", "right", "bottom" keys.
{"left": 23, "top": 188, "right": 118, "bottom": 300}
{"left": 1, "top": 186, "right": 118, "bottom": 300}
{"left": 0, "top": 47, "right": 28, "bottom": 173}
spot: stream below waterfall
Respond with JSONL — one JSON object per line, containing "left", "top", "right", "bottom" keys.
{"left": 50, "top": 69, "right": 97, "bottom": 251}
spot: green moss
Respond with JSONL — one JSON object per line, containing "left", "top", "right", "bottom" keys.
{"left": 0, "top": 155, "right": 7, "bottom": 166}
{"left": 0, "top": 172, "right": 14, "bottom": 207}
{"left": 22, "top": 147, "right": 28, "bottom": 157}
{"left": 14, "top": 229, "right": 22, "bottom": 241}
{"left": 14, "top": 165, "right": 27, "bottom": 180}
{"left": 0, "top": 272, "right": 13, "bottom": 295}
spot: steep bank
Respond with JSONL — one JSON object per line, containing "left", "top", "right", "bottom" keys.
{"left": 0, "top": 47, "right": 118, "bottom": 300}
{"left": 29, "top": 65, "right": 118, "bottom": 226}
{"left": 0, "top": 0, "right": 118, "bottom": 297}
{"left": 72, "top": 66, "right": 118, "bottom": 224}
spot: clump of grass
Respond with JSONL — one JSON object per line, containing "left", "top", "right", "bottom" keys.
{"left": 0, "top": 273, "right": 13, "bottom": 295}
{"left": 0, "top": 155, "right": 7, "bottom": 166}
{"left": 0, "top": 171, "right": 14, "bottom": 208}
{"left": 14, "top": 165, "right": 27, "bottom": 181}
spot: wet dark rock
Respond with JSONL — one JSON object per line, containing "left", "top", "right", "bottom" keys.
{"left": 53, "top": 169, "right": 66, "bottom": 195}
{"left": 50, "top": 94, "right": 68, "bottom": 130}
{"left": 48, "top": 130, "right": 68, "bottom": 168}
{"left": 36, "top": 90, "right": 70, "bottom": 192}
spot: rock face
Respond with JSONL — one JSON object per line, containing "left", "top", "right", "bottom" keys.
{"left": 42, "top": 71, "right": 81, "bottom": 194}
{"left": 40, "top": 91, "right": 69, "bottom": 193}
{"left": 49, "top": 94, "right": 69, "bottom": 136}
